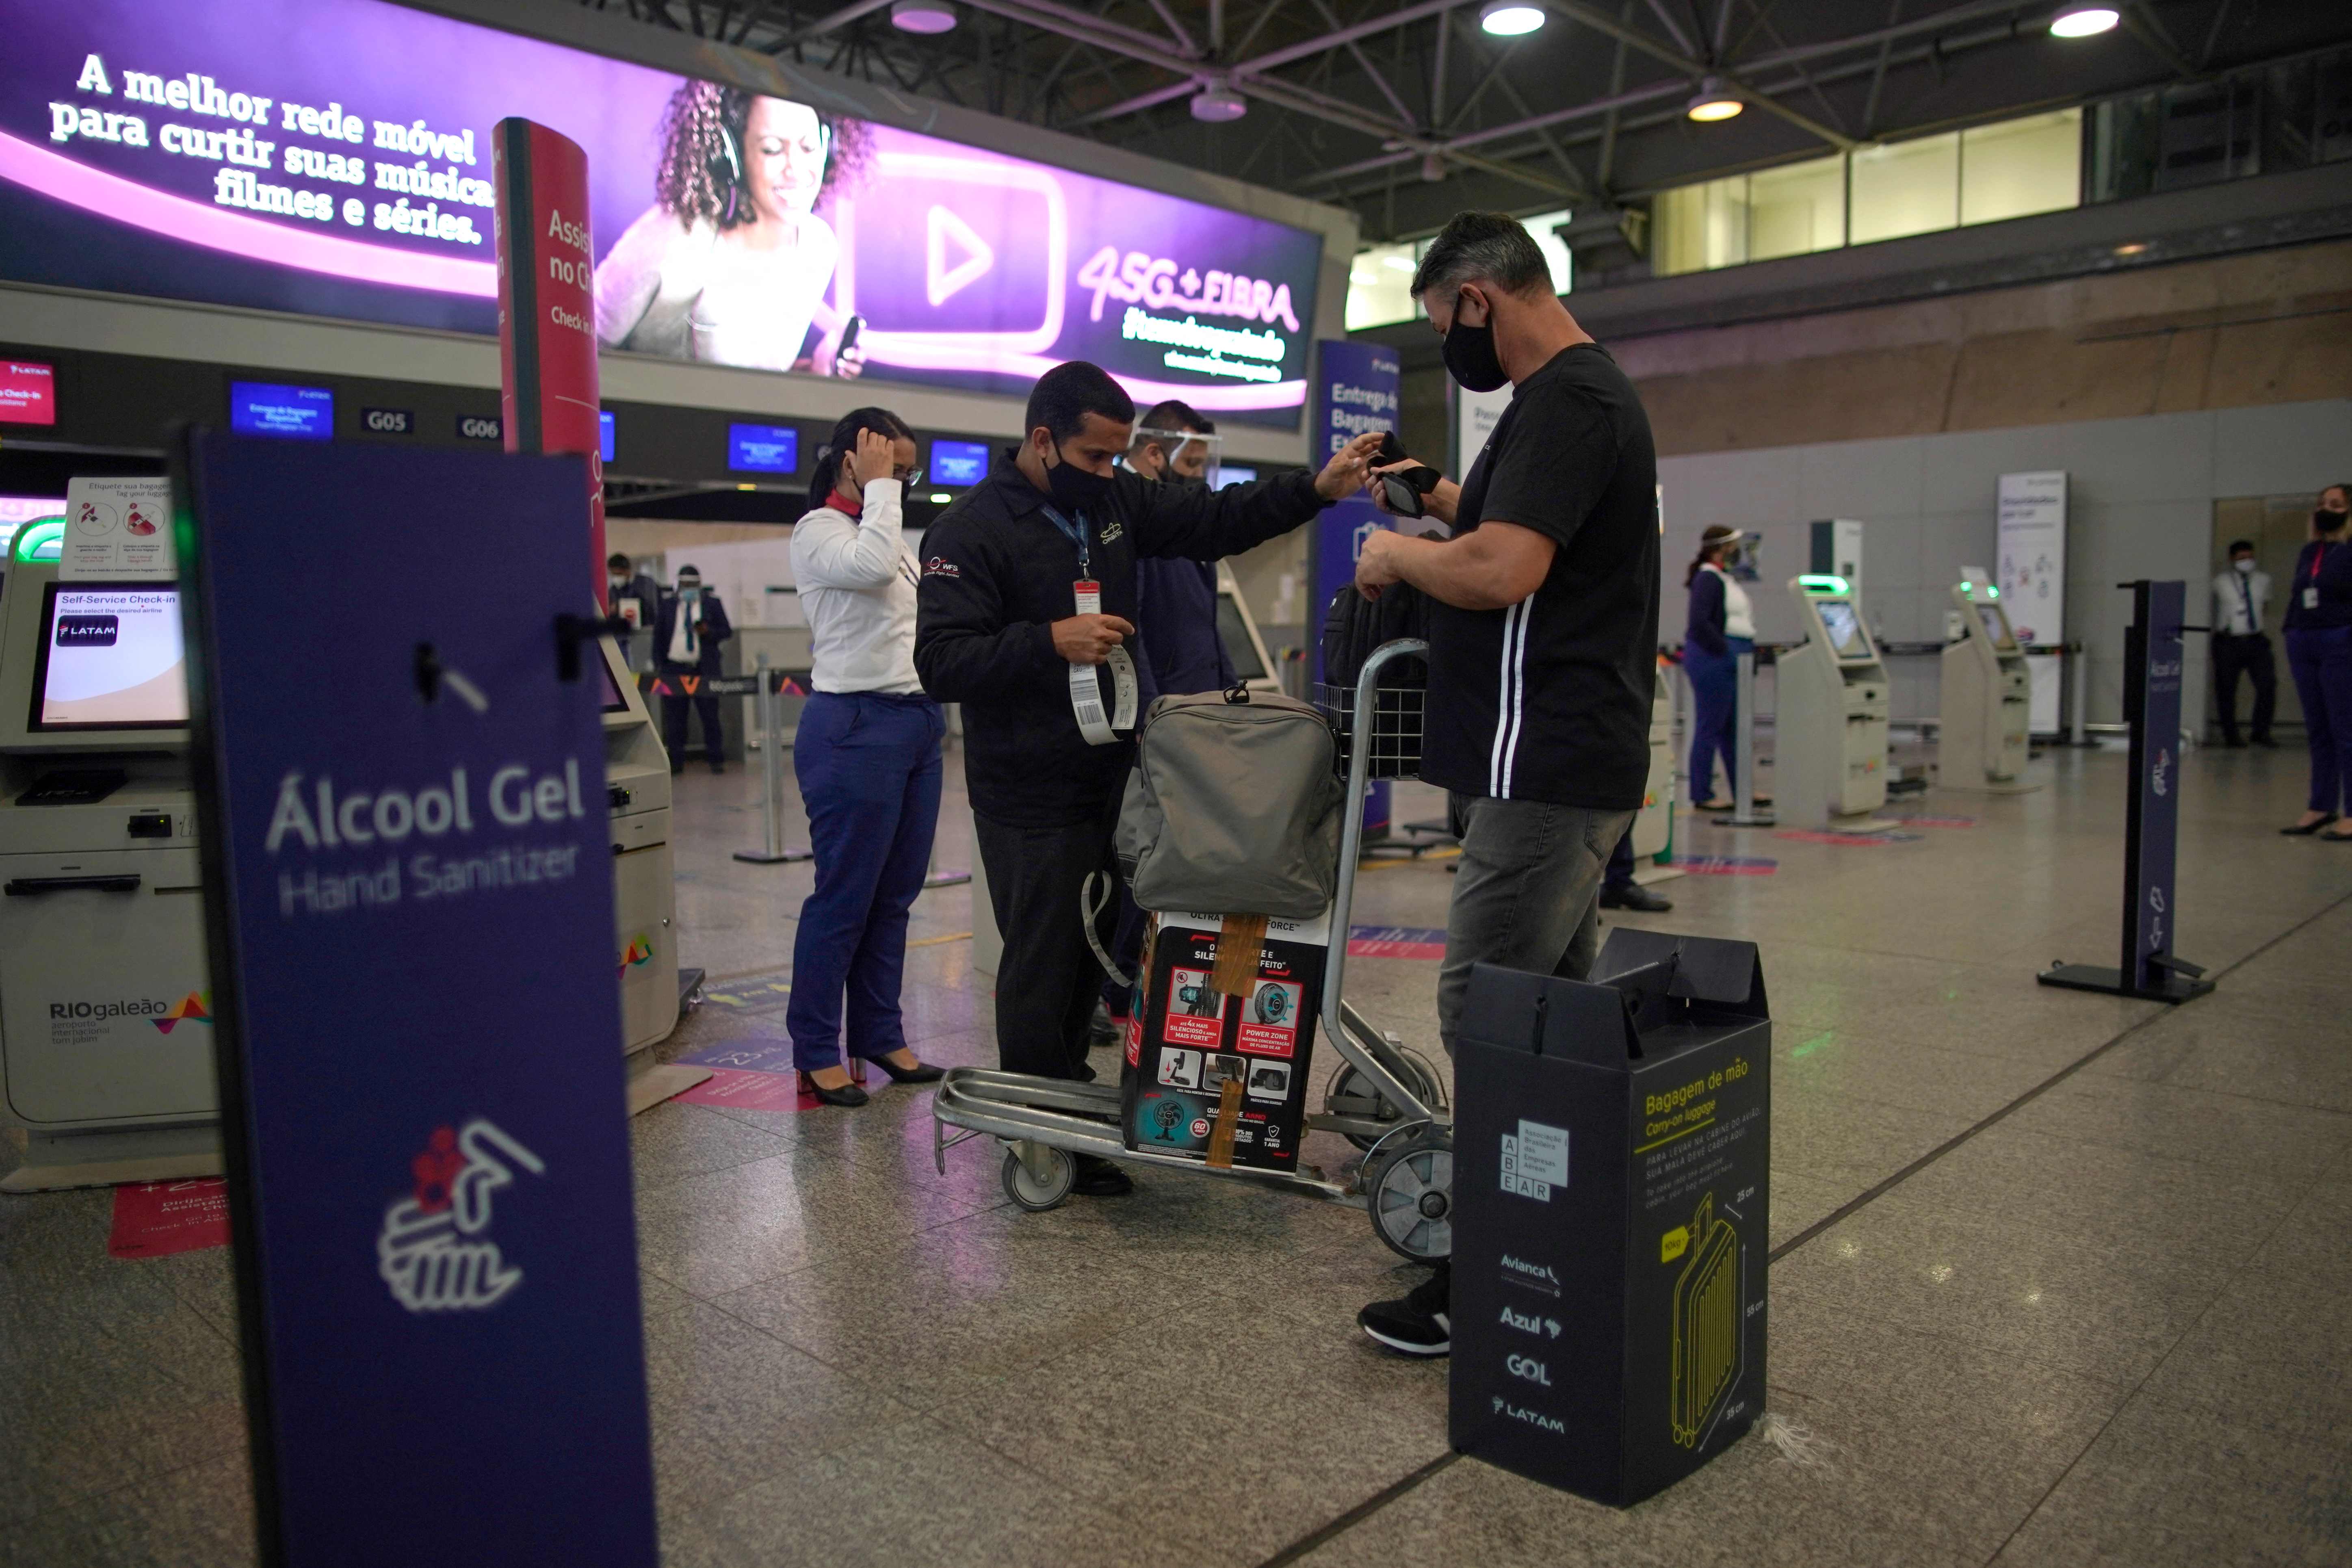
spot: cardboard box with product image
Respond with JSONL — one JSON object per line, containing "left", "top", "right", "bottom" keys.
{"left": 1122, "top": 909, "right": 1327, "bottom": 1172}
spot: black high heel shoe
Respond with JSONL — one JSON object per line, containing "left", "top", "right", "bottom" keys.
{"left": 2280, "top": 812, "right": 2340, "bottom": 836}
{"left": 797, "top": 1071, "right": 869, "bottom": 1108}
{"left": 866, "top": 1053, "right": 945, "bottom": 1085}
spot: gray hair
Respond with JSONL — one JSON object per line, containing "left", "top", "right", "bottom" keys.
{"left": 1409, "top": 211, "right": 1552, "bottom": 301}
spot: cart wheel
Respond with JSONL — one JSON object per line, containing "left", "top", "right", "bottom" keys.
{"left": 1366, "top": 1130, "right": 1452, "bottom": 1262}
{"left": 1328, "top": 1058, "right": 1440, "bottom": 1150}
{"left": 1001, "top": 1146, "right": 1076, "bottom": 1212}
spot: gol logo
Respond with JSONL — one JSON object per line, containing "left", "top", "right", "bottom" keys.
{"left": 376, "top": 1118, "right": 544, "bottom": 1313}
{"left": 152, "top": 992, "right": 212, "bottom": 1034}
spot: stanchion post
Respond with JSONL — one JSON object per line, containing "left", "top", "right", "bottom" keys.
{"left": 2068, "top": 641, "right": 2090, "bottom": 747}
{"left": 732, "top": 656, "right": 811, "bottom": 866}
{"left": 1720, "top": 647, "right": 1775, "bottom": 826}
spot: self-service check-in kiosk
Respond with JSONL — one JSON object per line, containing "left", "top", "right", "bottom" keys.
{"left": 1778, "top": 575, "right": 1895, "bottom": 834}
{"left": 0, "top": 526, "right": 220, "bottom": 1189}
{"left": 597, "top": 634, "right": 682, "bottom": 1054}
{"left": 1938, "top": 579, "right": 2040, "bottom": 793}
{"left": 0, "top": 515, "right": 681, "bottom": 1188}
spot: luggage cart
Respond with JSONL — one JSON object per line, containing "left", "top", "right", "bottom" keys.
{"left": 932, "top": 639, "right": 1454, "bottom": 1261}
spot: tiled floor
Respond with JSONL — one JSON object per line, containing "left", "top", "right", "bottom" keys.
{"left": 4, "top": 738, "right": 2349, "bottom": 1567}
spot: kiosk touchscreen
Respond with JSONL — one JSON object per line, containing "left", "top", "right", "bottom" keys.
{"left": 1938, "top": 579, "right": 2038, "bottom": 791}
{"left": 1778, "top": 575, "right": 1895, "bottom": 832}
{"left": 1215, "top": 565, "right": 1282, "bottom": 697}
{"left": 0, "top": 550, "right": 220, "bottom": 1190}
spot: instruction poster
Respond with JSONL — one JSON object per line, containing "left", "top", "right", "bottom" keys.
{"left": 59, "top": 476, "right": 173, "bottom": 580}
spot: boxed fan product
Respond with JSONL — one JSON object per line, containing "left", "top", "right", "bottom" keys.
{"left": 1121, "top": 909, "right": 1328, "bottom": 1173}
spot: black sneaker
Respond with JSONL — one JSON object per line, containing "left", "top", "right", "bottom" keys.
{"left": 1071, "top": 1154, "right": 1133, "bottom": 1198}
{"left": 1359, "top": 1269, "right": 1450, "bottom": 1356}
{"left": 1599, "top": 882, "right": 1673, "bottom": 913}
{"left": 1087, "top": 1002, "right": 1121, "bottom": 1048}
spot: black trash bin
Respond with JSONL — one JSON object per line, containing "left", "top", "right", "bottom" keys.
{"left": 1449, "top": 929, "right": 1771, "bottom": 1507}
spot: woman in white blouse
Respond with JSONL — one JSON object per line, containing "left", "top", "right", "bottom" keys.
{"left": 783, "top": 408, "right": 945, "bottom": 1107}
{"left": 595, "top": 81, "right": 868, "bottom": 377}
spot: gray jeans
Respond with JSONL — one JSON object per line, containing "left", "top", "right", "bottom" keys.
{"left": 1436, "top": 794, "right": 1636, "bottom": 1054}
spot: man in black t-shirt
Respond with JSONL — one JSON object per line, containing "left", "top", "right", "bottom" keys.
{"left": 1351, "top": 212, "right": 1661, "bottom": 1358}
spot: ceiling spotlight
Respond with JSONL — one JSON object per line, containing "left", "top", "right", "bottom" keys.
{"left": 1421, "top": 152, "right": 1447, "bottom": 182}
{"left": 890, "top": 0, "right": 957, "bottom": 30}
{"left": 1686, "top": 77, "right": 1743, "bottom": 122}
{"left": 1479, "top": 0, "right": 1546, "bottom": 36}
{"left": 2049, "top": 5, "right": 2119, "bottom": 37}
{"left": 1191, "top": 84, "right": 1247, "bottom": 122}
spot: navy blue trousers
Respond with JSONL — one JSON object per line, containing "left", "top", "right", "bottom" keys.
{"left": 2286, "top": 626, "right": 2352, "bottom": 814}
{"left": 1685, "top": 637, "right": 1749, "bottom": 803}
{"left": 785, "top": 692, "right": 944, "bottom": 1072}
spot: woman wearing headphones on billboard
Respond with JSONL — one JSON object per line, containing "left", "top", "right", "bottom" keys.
{"left": 596, "top": 80, "right": 871, "bottom": 377}
{"left": 783, "top": 408, "right": 948, "bottom": 1107}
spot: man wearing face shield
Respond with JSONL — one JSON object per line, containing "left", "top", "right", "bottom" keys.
{"left": 1349, "top": 213, "right": 1661, "bottom": 1356}
{"left": 915, "top": 362, "right": 1382, "bottom": 1198}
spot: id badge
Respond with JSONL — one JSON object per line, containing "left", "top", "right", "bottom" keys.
{"left": 2308, "top": 587, "right": 2322, "bottom": 610}
{"left": 1075, "top": 579, "right": 1102, "bottom": 615}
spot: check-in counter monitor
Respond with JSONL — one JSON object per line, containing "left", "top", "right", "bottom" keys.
{"left": 0, "top": 550, "right": 217, "bottom": 1189}
{"left": 1215, "top": 566, "right": 1282, "bottom": 697}
{"left": 1938, "top": 580, "right": 2036, "bottom": 790}
{"left": 1778, "top": 575, "right": 1893, "bottom": 831}
{"left": 599, "top": 635, "right": 680, "bottom": 1054}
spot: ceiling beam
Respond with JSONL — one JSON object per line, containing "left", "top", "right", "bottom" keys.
{"left": 771, "top": 0, "right": 898, "bottom": 49}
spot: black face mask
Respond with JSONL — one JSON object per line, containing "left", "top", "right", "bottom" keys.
{"left": 1442, "top": 291, "right": 1508, "bottom": 393}
{"left": 1043, "top": 443, "right": 1114, "bottom": 514}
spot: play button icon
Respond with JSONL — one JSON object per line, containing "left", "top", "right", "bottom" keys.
{"left": 926, "top": 204, "right": 994, "bottom": 307}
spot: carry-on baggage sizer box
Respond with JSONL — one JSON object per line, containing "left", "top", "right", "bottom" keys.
{"left": 1449, "top": 930, "right": 1771, "bottom": 1507}
{"left": 1122, "top": 910, "right": 1327, "bottom": 1173}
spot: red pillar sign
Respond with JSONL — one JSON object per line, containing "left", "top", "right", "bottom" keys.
{"left": 492, "top": 117, "right": 606, "bottom": 608}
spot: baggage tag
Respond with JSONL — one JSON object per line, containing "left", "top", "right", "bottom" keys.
{"left": 1067, "top": 578, "right": 1138, "bottom": 746}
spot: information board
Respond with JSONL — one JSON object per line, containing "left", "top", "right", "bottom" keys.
{"left": 179, "top": 432, "right": 657, "bottom": 1568}
{"left": 1997, "top": 469, "right": 2066, "bottom": 731}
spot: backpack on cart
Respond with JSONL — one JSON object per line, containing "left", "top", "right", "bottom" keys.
{"left": 1318, "top": 583, "right": 1431, "bottom": 778}
{"left": 1114, "top": 687, "right": 1342, "bottom": 920}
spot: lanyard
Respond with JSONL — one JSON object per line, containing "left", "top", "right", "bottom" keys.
{"left": 1040, "top": 503, "right": 1090, "bottom": 577}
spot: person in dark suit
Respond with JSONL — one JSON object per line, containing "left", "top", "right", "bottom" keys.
{"left": 654, "top": 564, "right": 732, "bottom": 773}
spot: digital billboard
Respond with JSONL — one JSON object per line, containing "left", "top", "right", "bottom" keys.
{"left": 230, "top": 381, "right": 333, "bottom": 439}
{"left": 929, "top": 439, "right": 990, "bottom": 487}
{"left": 0, "top": 0, "right": 1323, "bottom": 425}
{"left": 0, "top": 360, "right": 57, "bottom": 424}
{"left": 728, "top": 423, "right": 798, "bottom": 474}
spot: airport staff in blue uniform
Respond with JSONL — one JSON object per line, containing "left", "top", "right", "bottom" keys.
{"left": 654, "top": 565, "right": 732, "bottom": 773}
{"left": 2282, "top": 500, "right": 2352, "bottom": 839}
{"left": 914, "top": 361, "right": 1380, "bottom": 1200}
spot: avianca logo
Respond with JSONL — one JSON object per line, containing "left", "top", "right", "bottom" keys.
{"left": 153, "top": 992, "right": 212, "bottom": 1033}
{"left": 619, "top": 934, "right": 654, "bottom": 972}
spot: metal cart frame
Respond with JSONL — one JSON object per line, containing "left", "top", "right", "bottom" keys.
{"left": 931, "top": 639, "right": 1455, "bottom": 1258}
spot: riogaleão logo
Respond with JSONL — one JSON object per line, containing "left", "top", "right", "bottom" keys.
{"left": 153, "top": 992, "right": 212, "bottom": 1034}
{"left": 618, "top": 934, "right": 654, "bottom": 972}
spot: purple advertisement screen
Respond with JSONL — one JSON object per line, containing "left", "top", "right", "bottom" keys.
{"left": 0, "top": 0, "right": 1322, "bottom": 426}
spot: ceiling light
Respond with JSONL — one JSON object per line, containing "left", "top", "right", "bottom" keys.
{"left": 1478, "top": 1, "right": 1546, "bottom": 37}
{"left": 1686, "top": 77, "right": 1743, "bottom": 121}
{"left": 2048, "top": 5, "right": 2119, "bottom": 38}
{"left": 1381, "top": 254, "right": 1416, "bottom": 271}
{"left": 890, "top": 0, "right": 958, "bottom": 33}
{"left": 1191, "top": 85, "right": 1247, "bottom": 123}
{"left": 737, "top": 483, "right": 757, "bottom": 492}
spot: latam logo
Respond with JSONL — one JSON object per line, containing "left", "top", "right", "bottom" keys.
{"left": 56, "top": 614, "right": 119, "bottom": 647}
{"left": 376, "top": 1118, "right": 544, "bottom": 1312}
{"left": 1489, "top": 1395, "right": 1566, "bottom": 1434}
{"left": 153, "top": 992, "right": 212, "bottom": 1034}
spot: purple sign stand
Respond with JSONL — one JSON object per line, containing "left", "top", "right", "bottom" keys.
{"left": 178, "top": 432, "right": 658, "bottom": 1566}
{"left": 2039, "top": 579, "right": 2213, "bottom": 1004}
{"left": 1309, "top": 340, "right": 1401, "bottom": 840}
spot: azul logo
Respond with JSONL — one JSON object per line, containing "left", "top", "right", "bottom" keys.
{"left": 376, "top": 1118, "right": 544, "bottom": 1313}
{"left": 152, "top": 992, "right": 212, "bottom": 1034}
{"left": 618, "top": 934, "right": 654, "bottom": 972}
{"left": 1489, "top": 1395, "right": 1566, "bottom": 1434}
{"left": 1499, "top": 1304, "right": 1563, "bottom": 1338}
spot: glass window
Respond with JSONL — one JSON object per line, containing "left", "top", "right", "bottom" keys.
{"left": 1654, "top": 175, "right": 1750, "bottom": 276}
{"left": 1848, "top": 132, "right": 1960, "bottom": 245}
{"left": 1960, "top": 109, "right": 2082, "bottom": 225}
{"left": 1519, "top": 208, "right": 1576, "bottom": 295}
{"left": 1345, "top": 241, "right": 1423, "bottom": 330}
{"left": 1748, "top": 154, "right": 1847, "bottom": 260}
